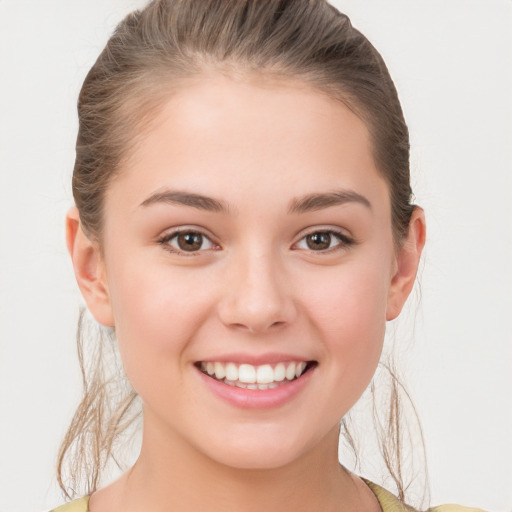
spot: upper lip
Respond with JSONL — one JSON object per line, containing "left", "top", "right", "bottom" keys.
{"left": 196, "top": 352, "right": 317, "bottom": 366}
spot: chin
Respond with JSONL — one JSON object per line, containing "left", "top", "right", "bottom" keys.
{"left": 198, "top": 427, "right": 321, "bottom": 471}
{"left": 209, "top": 448, "right": 302, "bottom": 471}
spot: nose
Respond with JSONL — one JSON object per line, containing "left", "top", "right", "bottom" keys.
{"left": 217, "top": 248, "right": 297, "bottom": 334}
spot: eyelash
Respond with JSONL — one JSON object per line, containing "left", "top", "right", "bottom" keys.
{"left": 157, "top": 229, "right": 218, "bottom": 256}
{"left": 293, "top": 229, "right": 355, "bottom": 253}
{"left": 157, "top": 228, "right": 355, "bottom": 256}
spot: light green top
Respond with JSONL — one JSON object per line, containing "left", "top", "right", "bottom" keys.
{"left": 49, "top": 480, "right": 487, "bottom": 512}
{"left": 50, "top": 496, "right": 89, "bottom": 512}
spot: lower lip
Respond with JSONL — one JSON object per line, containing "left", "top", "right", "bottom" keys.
{"left": 196, "top": 366, "right": 315, "bottom": 409}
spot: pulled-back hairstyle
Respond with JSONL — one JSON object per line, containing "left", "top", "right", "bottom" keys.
{"left": 58, "top": 0, "right": 427, "bottom": 505}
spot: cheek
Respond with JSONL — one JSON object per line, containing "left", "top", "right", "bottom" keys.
{"left": 109, "top": 255, "right": 205, "bottom": 330}
{"left": 104, "top": 258, "right": 214, "bottom": 384}
{"left": 303, "top": 258, "right": 391, "bottom": 377}
{"left": 306, "top": 257, "right": 390, "bottom": 327}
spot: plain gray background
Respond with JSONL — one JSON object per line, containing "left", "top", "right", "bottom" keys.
{"left": 0, "top": 1, "right": 511, "bottom": 511}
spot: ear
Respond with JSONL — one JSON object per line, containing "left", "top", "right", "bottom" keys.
{"left": 66, "top": 207, "right": 115, "bottom": 327}
{"left": 386, "top": 207, "right": 426, "bottom": 321}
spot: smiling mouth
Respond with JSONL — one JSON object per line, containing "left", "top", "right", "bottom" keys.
{"left": 196, "top": 361, "right": 318, "bottom": 389}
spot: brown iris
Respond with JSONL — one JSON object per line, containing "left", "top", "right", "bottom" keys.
{"left": 177, "top": 231, "right": 203, "bottom": 251}
{"left": 306, "top": 232, "right": 332, "bottom": 250}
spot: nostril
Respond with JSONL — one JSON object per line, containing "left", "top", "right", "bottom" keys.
{"left": 227, "top": 319, "right": 287, "bottom": 333}
{"left": 217, "top": 284, "right": 297, "bottom": 333}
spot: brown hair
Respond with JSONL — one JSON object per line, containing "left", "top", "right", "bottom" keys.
{"left": 58, "top": 0, "right": 426, "bottom": 505}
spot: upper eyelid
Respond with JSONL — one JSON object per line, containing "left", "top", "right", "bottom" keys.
{"left": 292, "top": 228, "right": 356, "bottom": 252}
{"left": 156, "top": 225, "right": 354, "bottom": 248}
{"left": 157, "top": 226, "right": 217, "bottom": 242}
{"left": 157, "top": 228, "right": 220, "bottom": 254}
{"left": 294, "top": 226, "right": 353, "bottom": 241}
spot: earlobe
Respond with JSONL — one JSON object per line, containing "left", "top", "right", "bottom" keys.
{"left": 386, "top": 207, "right": 426, "bottom": 321}
{"left": 66, "top": 207, "right": 115, "bottom": 327}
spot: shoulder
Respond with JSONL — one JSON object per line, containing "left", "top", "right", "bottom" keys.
{"left": 363, "top": 480, "right": 487, "bottom": 512}
{"left": 48, "top": 496, "right": 89, "bottom": 512}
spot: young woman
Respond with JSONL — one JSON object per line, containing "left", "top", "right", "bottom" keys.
{"left": 49, "top": 1, "right": 484, "bottom": 511}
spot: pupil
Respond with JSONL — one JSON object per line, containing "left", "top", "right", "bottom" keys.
{"left": 178, "top": 232, "right": 202, "bottom": 251}
{"left": 307, "top": 232, "right": 330, "bottom": 250}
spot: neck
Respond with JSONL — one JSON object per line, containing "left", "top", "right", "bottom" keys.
{"left": 91, "top": 411, "right": 373, "bottom": 512}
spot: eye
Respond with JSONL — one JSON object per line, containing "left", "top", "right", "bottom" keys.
{"left": 159, "top": 230, "right": 216, "bottom": 254}
{"left": 295, "top": 230, "right": 352, "bottom": 252}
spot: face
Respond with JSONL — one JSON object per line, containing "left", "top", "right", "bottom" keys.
{"left": 87, "top": 76, "right": 412, "bottom": 470}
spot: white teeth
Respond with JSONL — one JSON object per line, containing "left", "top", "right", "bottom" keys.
{"left": 285, "top": 362, "right": 296, "bottom": 381}
{"left": 199, "top": 360, "right": 311, "bottom": 387}
{"left": 239, "top": 364, "right": 256, "bottom": 384}
{"left": 274, "top": 363, "right": 286, "bottom": 381}
{"left": 214, "top": 362, "right": 226, "bottom": 380}
{"left": 225, "top": 363, "right": 238, "bottom": 381}
{"left": 296, "top": 362, "right": 307, "bottom": 378}
{"left": 233, "top": 381, "right": 258, "bottom": 389}
{"left": 256, "top": 364, "right": 274, "bottom": 384}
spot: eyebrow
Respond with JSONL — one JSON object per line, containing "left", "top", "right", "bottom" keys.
{"left": 140, "top": 190, "right": 227, "bottom": 212}
{"left": 288, "top": 190, "right": 372, "bottom": 214}
{"left": 139, "top": 188, "right": 371, "bottom": 214}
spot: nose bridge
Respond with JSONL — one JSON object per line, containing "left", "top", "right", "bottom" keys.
{"left": 218, "top": 243, "right": 295, "bottom": 333}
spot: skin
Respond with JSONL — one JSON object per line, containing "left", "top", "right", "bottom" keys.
{"left": 67, "top": 75, "right": 425, "bottom": 512}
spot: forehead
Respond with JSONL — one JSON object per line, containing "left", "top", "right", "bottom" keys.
{"left": 110, "top": 75, "right": 388, "bottom": 213}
